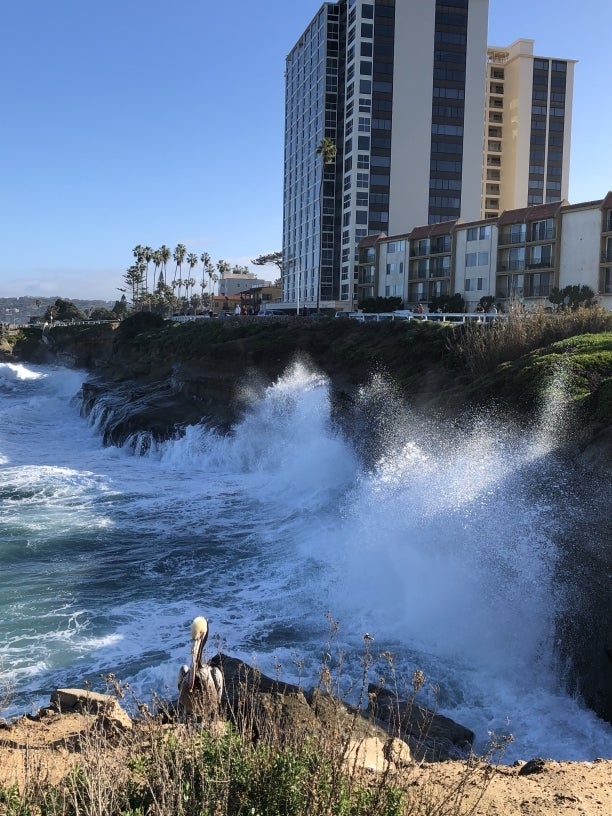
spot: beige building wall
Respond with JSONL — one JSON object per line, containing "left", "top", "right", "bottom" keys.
{"left": 388, "top": 2, "right": 436, "bottom": 234}
{"left": 483, "top": 39, "right": 576, "bottom": 218}
{"left": 461, "top": 0, "right": 490, "bottom": 222}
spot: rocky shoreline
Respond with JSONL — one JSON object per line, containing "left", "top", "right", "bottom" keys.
{"left": 2, "top": 656, "right": 611, "bottom": 815}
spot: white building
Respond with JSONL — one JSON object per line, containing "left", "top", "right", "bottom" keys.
{"left": 360, "top": 194, "right": 612, "bottom": 312}
{"left": 217, "top": 270, "right": 269, "bottom": 298}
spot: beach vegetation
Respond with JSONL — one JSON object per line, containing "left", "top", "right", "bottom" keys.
{"left": 0, "top": 629, "right": 511, "bottom": 816}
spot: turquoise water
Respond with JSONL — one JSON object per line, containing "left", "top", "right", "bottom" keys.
{"left": 0, "top": 360, "right": 610, "bottom": 761}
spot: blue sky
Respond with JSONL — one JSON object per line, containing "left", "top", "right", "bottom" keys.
{"left": 1, "top": 0, "right": 610, "bottom": 301}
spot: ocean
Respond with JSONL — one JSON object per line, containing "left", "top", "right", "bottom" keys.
{"left": 0, "top": 359, "right": 610, "bottom": 762}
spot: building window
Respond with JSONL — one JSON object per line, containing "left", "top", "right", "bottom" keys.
{"left": 531, "top": 219, "right": 554, "bottom": 241}
{"left": 528, "top": 244, "right": 552, "bottom": 267}
{"left": 465, "top": 251, "right": 489, "bottom": 267}
{"left": 467, "top": 226, "right": 491, "bottom": 241}
{"left": 386, "top": 262, "right": 404, "bottom": 276}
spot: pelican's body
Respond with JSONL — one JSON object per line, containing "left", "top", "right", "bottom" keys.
{"left": 178, "top": 616, "right": 224, "bottom": 717}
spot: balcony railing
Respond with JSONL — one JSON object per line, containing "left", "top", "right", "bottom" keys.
{"left": 498, "top": 262, "right": 526, "bottom": 272}
{"left": 529, "top": 228, "right": 555, "bottom": 241}
{"left": 498, "top": 234, "right": 526, "bottom": 246}
{"left": 525, "top": 260, "right": 553, "bottom": 269}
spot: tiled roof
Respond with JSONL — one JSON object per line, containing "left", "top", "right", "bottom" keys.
{"left": 498, "top": 200, "right": 566, "bottom": 224}
{"left": 561, "top": 199, "right": 605, "bottom": 213}
{"left": 408, "top": 225, "right": 430, "bottom": 239}
{"left": 358, "top": 232, "right": 386, "bottom": 247}
{"left": 601, "top": 191, "right": 612, "bottom": 209}
{"left": 408, "top": 219, "right": 459, "bottom": 239}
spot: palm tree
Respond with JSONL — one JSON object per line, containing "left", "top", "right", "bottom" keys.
{"left": 132, "top": 245, "right": 143, "bottom": 300}
{"left": 143, "top": 246, "right": 153, "bottom": 298}
{"left": 315, "top": 137, "right": 336, "bottom": 312}
{"left": 184, "top": 278, "right": 196, "bottom": 311}
{"left": 159, "top": 245, "right": 171, "bottom": 285}
{"left": 215, "top": 260, "right": 230, "bottom": 310}
{"left": 186, "top": 252, "right": 198, "bottom": 305}
{"left": 152, "top": 250, "right": 162, "bottom": 290}
{"left": 173, "top": 243, "right": 187, "bottom": 300}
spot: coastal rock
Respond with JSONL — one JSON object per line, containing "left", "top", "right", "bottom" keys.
{"left": 50, "top": 688, "right": 132, "bottom": 732}
{"left": 368, "top": 684, "right": 475, "bottom": 761}
{"left": 518, "top": 757, "right": 548, "bottom": 776}
{"left": 209, "top": 654, "right": 468, "bottom": 763}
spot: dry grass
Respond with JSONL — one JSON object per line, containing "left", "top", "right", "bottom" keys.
{"left": 0, "top": 629, "right": 514, "bottom": 816}
{"left": 447, "top": 305, "right": 612, "bottom": 377}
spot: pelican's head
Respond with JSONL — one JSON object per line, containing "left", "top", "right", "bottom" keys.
{"left": 188, "top": 616, "right": 209, "bottom": 692}
{"left": 191, "top": 616, "right": 209, "bottom": 643}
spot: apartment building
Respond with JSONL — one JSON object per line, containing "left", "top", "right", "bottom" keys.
{"left": 282, "top": 0, "right": 489, "bottom": 313}
{"left": 282, "top": 4, "right": 576, "bottom": 315}
{"left": 358, "top": 194, "right": 612, "bottom": 312}
{"left": 483, "top": 39, "right": 575, "bottom": 218}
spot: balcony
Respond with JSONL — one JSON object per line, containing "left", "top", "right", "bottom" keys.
{"left": 529, "top": 228, "right": 555, "bottom": 242}
{"left": 498, "top": 262, "right": 526, "bottom": 272}
{"left": 498, "top": 234, "right": 526, "bottom": 246}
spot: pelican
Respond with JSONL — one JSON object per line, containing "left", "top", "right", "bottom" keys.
{"left": 178, "top": 616, "right": 224, "bottom": 718}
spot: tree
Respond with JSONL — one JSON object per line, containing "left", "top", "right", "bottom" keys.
{"left": 199, "top": 253, "right": 218, "bottom": 311}
{"left": 200, "top": 252, "right": 213, "bottom": 307}
{"left": 112, "top": 295, "right": 129, "bottom": 318}
{"left": 132, "top": 245, "right": 145, "bottom": 301}
{"left": 43, "top": 298, "right": 86, "bottom": 322}
{"left": 159, "top": 245, "right": 171, "bottom": 285}
{"left": 89, "top": 307, "right": 117, "bottom": 321}
{"left": 251, "top": 251, "right": 283, "bottom": 272}
{"left": 315, "top": 137, "right": 336, "bottom": 312}
{"left": 152, "top": 249, "right": 162, "bottom": 289}
{"left": 173, "top": 243, "right": 187, "bottom": 301}
{"left": 124, "top": 262, "right": 145, "bottom": 309}
{"left": 142, "top": 246, "right": 153, "bottom": 296}
{"left": 549, "top": 284, "right": 596, "bottom": 311}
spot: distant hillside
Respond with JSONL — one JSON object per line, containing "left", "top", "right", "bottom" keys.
{"left": 0, "top": 296, "right": 114, "bottom": 325}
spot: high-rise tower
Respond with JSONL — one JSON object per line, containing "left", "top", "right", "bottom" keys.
{"left": 482, "top": 39, "right": 575, "bottom": 219}
{"left": 282, "top": 0, "right": 490, "bottom": 311}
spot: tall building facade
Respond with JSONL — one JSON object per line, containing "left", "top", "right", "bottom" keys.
{"left": 281, "top": 3, "right": 575, "bottom": 313}
{"left": 482, "top": 39, "right": 575, "bottom": 219}
{"left": 282, "top": 0, "right": 489, "bottom": 311}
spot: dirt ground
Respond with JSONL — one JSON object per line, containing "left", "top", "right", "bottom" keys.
{"left": 1, "top": 709, "right": 611, "bottom": 815}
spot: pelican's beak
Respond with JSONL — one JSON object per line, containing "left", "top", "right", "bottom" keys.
{"left": 188, "top": 635, "right": 204, "bottom": 692}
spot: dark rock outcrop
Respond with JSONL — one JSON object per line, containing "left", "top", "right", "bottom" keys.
{"left": 210, "top": 654, "right": 473, "bottom": 762}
